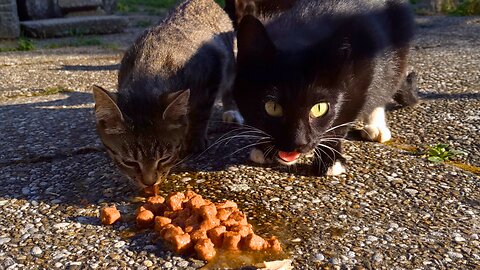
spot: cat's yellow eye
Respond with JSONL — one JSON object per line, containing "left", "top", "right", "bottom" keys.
{"left": 265, "top": 101, "right": 283, "bottom": 117}
{"left": 310, "top": 102, "right": 329, "bottom": 118}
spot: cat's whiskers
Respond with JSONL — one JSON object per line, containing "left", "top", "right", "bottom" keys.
{"left": 314, "top": 148, "right": 328, "bottom": 173}
{"left": 227, "top": 139, "right": 273, "bottom": 157}
{"left": 317, "top": 143, "right": 343, "bottom": 159}
{"left": 324, "top": 121, "right": 356, "bottom": 134}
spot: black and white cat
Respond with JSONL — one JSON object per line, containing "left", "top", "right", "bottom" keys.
{"left": 233, "top": 0, "right": 418, "bottom": 175}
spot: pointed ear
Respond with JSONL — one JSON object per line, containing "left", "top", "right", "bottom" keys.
{"left": 92, "top": 85, "right": 125, "bottom": 135}
{"left": 162, "top": 89, "right": 190, "bottom": 121}
{"left": 237, "top": 15, "right": 276, "bottom": 68}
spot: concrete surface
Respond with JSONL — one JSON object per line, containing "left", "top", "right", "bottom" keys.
{"left": 20, "top": 15, "right": 129, "bottom": 38}
{"left": 0, "top": 14, "right": 479, "bottom": 270}
{"left": 0, "top": 0, "right": 20, "bottom": 38}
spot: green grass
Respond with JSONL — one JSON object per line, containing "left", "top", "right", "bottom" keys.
{"left": 46, "top": 37, "right": 104, "bottom": 49}
{"left": 42, "top": 86, "right": 73, "bottom": 95}
{"left": 424, "top": 143, "right": 466, "bottom": 163}
{"left": 0, "top": 38, "right": 35, "bottom": 52}
{"left": 449, "top": 0, "right": 480, "bottom": 15}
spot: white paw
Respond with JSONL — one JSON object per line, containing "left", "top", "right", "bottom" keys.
{"left": 250, "top": 148, "right": 266, "bottom": 164}
{"left": 361, "top": 125, "right": 392, "bottom": 143}
{"left": 326, "top": 161, "right": 346, "bottom": 176}
{"left": 222, "top": 110, "right": 244, "bottom": 125}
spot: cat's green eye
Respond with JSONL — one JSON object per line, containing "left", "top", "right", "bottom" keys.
{"left": 310, "top": 102, "right": 329, "bottom": 118}
{"left": 265, "top": 101, "right": 283, "bottom": 117}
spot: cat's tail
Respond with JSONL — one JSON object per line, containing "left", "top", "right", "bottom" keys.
{"left": 393, "top": 71, "right": 419, "bottom": 107}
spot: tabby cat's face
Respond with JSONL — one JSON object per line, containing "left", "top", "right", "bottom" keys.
{"left": 92, "top": 86, "right": 190, "bottom": 187}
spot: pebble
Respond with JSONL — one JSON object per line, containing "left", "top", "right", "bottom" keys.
{"left": 471, "top": 234, "right": 479, "bottom": 240}
{"left": 284, "top": 186, "right": 293, "bottom": 191}
{"left": 454, "top": 236, "right": 466, "bottom": 242}
{"left": 53, "top": 223, "right": 70, "bottom": 229}
{"left": 21, "top": 187, "right": 31, "bottom": 195}
{"left": 314, "top": 253, "right": 325, "bottom": 261}
{"left": 373, "top": 253, "right": 383, "bottom": 262}
{"left": 404, "top": 188, "right": 418, "bottom": 196}
{"left": 31, "top": 246, "right": 42, "bottom": 256}
{"left": 367, "top": 236, "right": 378, "bottom": 242}
{"left": 54, "top": 262, "right": 63, "bottom": 268}
{"left": 447, "top": 251, "right": 463, "bottom": 259}
{"left": 0, "top": 237, "right": 12, "bottom": 245}
{"left": 143, "top": 260, "right": 153, "bottom": 267}
{"left": 114, "top": 241, "right": 126, "bottom": 248}
{"left": 163, "top": 262, "right": 173, "bottom": 268}
{"left": 177, "top": 261, "right": 189, "bottom": 267}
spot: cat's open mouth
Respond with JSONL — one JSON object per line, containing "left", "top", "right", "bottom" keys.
{"left": 277, "top": 151, "right": 301, "bottom": 165}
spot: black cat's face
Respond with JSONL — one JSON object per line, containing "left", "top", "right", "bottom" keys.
{"left": 234, "top": 15, "right": 360, "bottom": 164}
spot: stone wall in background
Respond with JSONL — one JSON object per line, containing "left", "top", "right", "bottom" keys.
{"left": 0, "top": 0, "right": 20, "bottom": 38}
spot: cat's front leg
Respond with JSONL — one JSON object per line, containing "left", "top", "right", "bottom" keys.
{"left": 360, "top": 107, "right": 392, "bottom": 143}
{"left": 313, "top": 141, "right": 346, "bottom": 176}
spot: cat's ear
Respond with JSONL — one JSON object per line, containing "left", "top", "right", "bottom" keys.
{"left": 237, "top": 15, "right": 276, "bottom": 68}
{"left": 92, "top": 85, "right": 125, "bottom": 135}
{"left": 163, "top": 89, "right": 190, "bottom": 121}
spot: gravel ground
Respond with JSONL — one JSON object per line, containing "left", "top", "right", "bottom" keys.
{"left": 0, "top": 15, "right": 479, "bottom": 270}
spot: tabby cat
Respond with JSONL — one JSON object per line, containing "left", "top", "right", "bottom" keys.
{"left": 233, "top": 0, "right": 417, "bottom": 175}
{"left": 92, "top": 0, "right": 242, "bottom": 187}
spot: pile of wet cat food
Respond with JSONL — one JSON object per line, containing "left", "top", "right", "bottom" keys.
{"left": 100, "top": 190, "right": 282, "bottom": 262}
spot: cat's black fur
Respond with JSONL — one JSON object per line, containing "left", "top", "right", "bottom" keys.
{"left": 233, "top": 0, "right": 416, "bottom": 175}
{"left": 224, "top": 0, "right": 298, "bottom": 29}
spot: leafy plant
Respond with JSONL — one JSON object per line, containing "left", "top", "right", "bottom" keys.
{"left": 0, "top": 38, "right": 35, "bottom": 52}
{"left": 449, "top": 0, "right": 480, "bottom": 15}
{"left": 425, "top": 143, "right": 466, "bottom": 163}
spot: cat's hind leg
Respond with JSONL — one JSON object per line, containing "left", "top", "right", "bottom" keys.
{"left": 360, "top": 107, "right": 392, "bottom": 143}
{"left": 393, "top": 71, "right": 419, "bottom": 107}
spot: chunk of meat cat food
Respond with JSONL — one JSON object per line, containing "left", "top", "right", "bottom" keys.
{"left": 216, "top": 207, "right": 235, "bottom": 221}
{"left": 190, "top": 229, "right": 208, "bottom": 242}
{"left": 154, "top": 216, "right": 171, "bottom": 232}
{"left": 207, "top": 225, "right": 226, "bottom": 247}
{"left": 136, "top": 209, "right": 155, "bottom": 228}
{"left": 215, "top": 200, "right": 237, "bottom": 209}
{"left": 222, "top": 210, "right": 248, "bottom": 227}
{"left": 194, "top": 238, "right": 216, "bottom": 261}
{"left": 222, "top": 231, "right": 242, "bottom": 250}
{"left": 166, "top": 192, "right": 185, "bottom": 211}
{"left": 186, "top": 195, "right": 207, "bottom": 209}
{"left": 199, "top": 217, "right": 220, "bottom": 231}
{"left": 231, "top": 224, "right": 253, "bottom": 237}
{"left": 100, "top": 206, "right": 121, "bottom": 225}
{"left": 267, "top": 237, "right": 283, "bottom": 252}
{"left": 198, "top": 203, "right": 217, "bottom": 218}
{"left": 167, "top": 233, "right": 192, "bottom": 253}
{"left": 161, "top": 224, "right": 184, "bottom": 240}
{"left": 243, "top": 233, "right": 268, "bottom": 251}
{"left": 147, "top": 195, "right": 165, "bottom": 205}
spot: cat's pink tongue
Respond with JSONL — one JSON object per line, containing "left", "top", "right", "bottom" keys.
{"left": 278, "top": 151, "right": 301, "bottom": 162}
